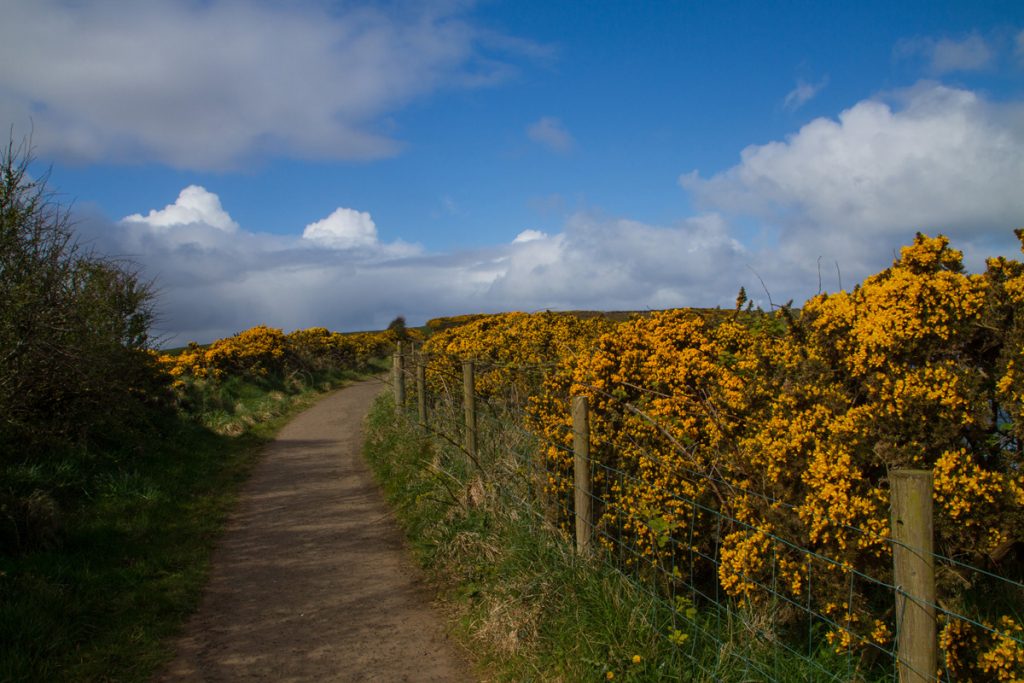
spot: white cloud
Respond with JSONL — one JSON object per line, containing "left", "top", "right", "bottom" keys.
{"left": 123, "top": 185, "right": 238, "bottom": 232}
{"left": 80, "top": 81, "right": 1024, "bottom": 345}
{"left": 87, "top": 183, "right": 759, "bottom": 344}
{"left": 527, "top": 116, "right": 574, "bottom": 153}
{"left": 682, "top": 82, "right": 1024, "bottom": 278}
{"left": 513, "top": 229, "right": 547, "bottom": 243}
{"left": 783, "top": 77, "right": 827, "bottom": 111}
{"left": 484, "top": 212, "right": 749, "bottom": 311}
{"left": 302, "top": 208, "right": 379, "bottom": 249}
{"left": 896, "top": 33, "right": 993, "bottom": 74}
{"left": 0, "top": 1, "right": 544, "bottom": 170}
{"left": 98, "top": 189, "right": 425, "bottom": 342}
{"left": 1016, "top": 30, "right": 1024, "bottom": 66}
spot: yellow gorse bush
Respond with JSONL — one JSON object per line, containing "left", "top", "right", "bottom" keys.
{"left": 159, "top": 325, "right": 288, "bottom": 380}
{"left": 159, "top": 325, "right": 395, "bottom": 382}
{"left": 420, "top": 311, "right": 613, "bottom": 402}
{"left": 286, "top": 327, "right": 399, "bottom": 372}
{"left": 520, "top": 233, "right": 1023, "bottom": 678}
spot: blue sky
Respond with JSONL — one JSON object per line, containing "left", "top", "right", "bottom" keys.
{"left": 3, "top": 1, "right": 1024, "bottom": 343}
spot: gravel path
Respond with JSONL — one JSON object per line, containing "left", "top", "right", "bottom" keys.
{"left": 157, "top": 378, "right": 475, "bottom": 682}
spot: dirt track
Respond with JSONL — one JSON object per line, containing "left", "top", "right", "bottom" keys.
{"left": 158, "top": 378, "right": 475, "bottom": 682}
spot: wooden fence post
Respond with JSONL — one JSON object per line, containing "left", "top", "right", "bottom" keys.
{"left": 891, "top": 469, "right": 936, "bottom": 683}
{"left": 393, "top": 350, "right": 405, "bottom": 407}
{"left": 463, "top": 360, "right": 476, "bottom": 458}
{"left": 572, "top": 396, "right": 593, "bottom": 555}
{"left": 416, "top": 362, "right": 427, "bottom": 427}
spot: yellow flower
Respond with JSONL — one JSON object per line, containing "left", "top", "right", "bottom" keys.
{"left": 432, "top": 231, "right": 1024, "bottom": 670}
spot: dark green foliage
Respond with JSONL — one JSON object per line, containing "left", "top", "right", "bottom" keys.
{"left": 0, "top": 138, "right": 161, "bottom": 456}
{"left": 0, "top": 139, "right": 165, "bottom": 555}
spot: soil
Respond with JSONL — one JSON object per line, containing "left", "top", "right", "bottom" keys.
{"left": 157, "top": 378, "right": 476, "bottom": 682}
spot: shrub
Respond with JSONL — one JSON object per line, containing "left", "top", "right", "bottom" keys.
{"left": 421, "top": 310, "right": 613, "bottom": 403}
{"left": 0, "top": 138, "right": 160, "bottom": 453}
{"left": 523, "top": 233, "right": 1024, "bottom": 677}
{"left": 0, "top": 138, "right": 163, "bottom": 552}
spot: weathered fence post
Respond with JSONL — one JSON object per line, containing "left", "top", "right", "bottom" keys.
{"left": 891, "top": 469, "right": 936, "bottom": 683}
{"left": 572, "top": 396, "right": 593, "bottom": 555}
{"left": 393, "top": 349, "right": 405, "bottom": 407}
{"left": 416, "top": 362, "right": 427, "bottom": 427}
{"left": 462, "top": 360, "right": 476, "bottom": 458}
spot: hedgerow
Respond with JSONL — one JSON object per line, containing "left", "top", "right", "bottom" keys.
{"left": 160, "top": 326, "right": 396, "bottom": 383}
{"left": 426, "top": 233, "right": 1024, "bottom": 679}
{"left": 420, "top": 310, "right": 613, "bottom": 402}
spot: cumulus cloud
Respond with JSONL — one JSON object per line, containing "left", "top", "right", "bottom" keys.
{"left": 302, "top": 208, "right": 379, "bottom": 249}
{"left": 527, "top": 116, "right": 574, "bottom": 153}
{"left": 896, "top": 33, "right": 993, "bottom": 74}
{"left": 101, "top": 189, "right": 426, "bottom": 342}
{"left": 0, "top": 0, "right": 544, "bottom": 169}
{"left": 123, "top": 185, "right": 238, "bottom": 232}
{"left": 74, "top": 80, "right": 1024, "bottom": 345}
{"left": 512, "top": 229, "right": 547, "bottom": 243}
{"left": 682, "top": 81, "right": 1024, "bottom": 279}
{"left": 783, "top": 77, "right": 828, "bottom": 111}
{"left": 483, "top": 212, "right": 750, "bottom": 311}
{"left": 84, "top": 182, "right": 763, "bottom": 344}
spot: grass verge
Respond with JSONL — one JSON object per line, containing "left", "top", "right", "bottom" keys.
{"left": 364, "top": 394, "right": 692, "bottom": 681}
{"left": 0, "top": 362, "right": 384, "bottom": 682}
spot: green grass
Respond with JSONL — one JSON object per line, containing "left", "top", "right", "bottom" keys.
{"left": 363, "top": 395, "right": 693, "bottom": 681}
{"left": 363, "top": 395, "right": 879, "bottom": 682}
{"left": 0, "top": 361, "right": 384, "bottom": 682}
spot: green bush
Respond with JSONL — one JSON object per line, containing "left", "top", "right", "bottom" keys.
{"left": 0, "top": 138, "right": 163, "bottom": 551}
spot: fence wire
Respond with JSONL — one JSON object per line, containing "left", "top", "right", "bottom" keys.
{"left": 387, "top": 350, "right": 1024, "bottom": 682}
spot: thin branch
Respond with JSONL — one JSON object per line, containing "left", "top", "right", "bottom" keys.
{"left": 746, "top": 265, "right": 777, "bottom": 310}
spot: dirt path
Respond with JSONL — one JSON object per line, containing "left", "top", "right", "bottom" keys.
{"left": 158, "top": 379, "right": 475, "bottom": 682}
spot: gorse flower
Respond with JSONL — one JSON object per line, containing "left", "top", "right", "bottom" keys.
{"left": 158, "top": 326, "right": 396, "bottom": 383}
{"left": 450, "top": 232, "right": 1024, "bottom": 679}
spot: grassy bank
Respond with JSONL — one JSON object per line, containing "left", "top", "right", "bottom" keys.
{"left": 0, "top": 361, "right": 384, "bottom": 682}
{"left": 363, "top": 393, "right": 866, "bottom": 682}
{"left": 363, "top": 394, "right": 686, "bottom": 681}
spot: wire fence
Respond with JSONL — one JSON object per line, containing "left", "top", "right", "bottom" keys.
{"left": 385, "top": 345, "right": 1024, "bottom": 682}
